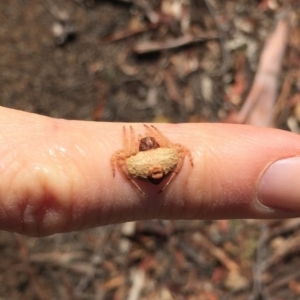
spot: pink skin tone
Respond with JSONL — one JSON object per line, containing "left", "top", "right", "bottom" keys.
{"left": 0, "top": 106, "right": 300, "bottom": 236}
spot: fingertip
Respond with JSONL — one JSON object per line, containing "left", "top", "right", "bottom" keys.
{"left": 257, "top": 157, "right": 300, "bottom": 214}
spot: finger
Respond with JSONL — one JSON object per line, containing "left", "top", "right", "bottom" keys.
{"left": 0, "top": 107, "right": 300, "bottom": 236}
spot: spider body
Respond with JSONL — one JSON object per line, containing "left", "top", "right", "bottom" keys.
{"left": 111, "top": 125, "right": 193, "bottom": 195}
{"left": 126, "top": 147, "right": 178, "bottom": 184}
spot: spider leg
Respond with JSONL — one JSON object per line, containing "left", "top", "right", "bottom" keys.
{"left": 123, "top": 126, "right": 129, "bottom": 153}
{"left": 151, "top": 125, "right": 174, "bottom": 147}
{"left": 118, "top": 158, "right": 146, "bottom": 196}
{"left": 129, "top": 125, "right": 139, "bottom": 156}
{"left": 158, "top": 143, "right": 193, "bottom": 193}
{"left": 158, "top": 151, "right": 184, "bottom": 193}
{"left": 111, "top": 150, "right": 125, "bottom": 177}
{"left": 175, "top": 143, "right": 193, "bottom": 167}
{"left": 158, "top": 172, "right": 176, "bottom": 193}
{"left": 144, "top": 124, "right": 173, "bottom": 147}
{"left": 111, "top": 148, "right": 145, "bottom": 195}
{"left": 129, "top": 179, "right": 146, "bottom": 196}
{"left": 114, "top": 127, "right": 131, "bottom": 172}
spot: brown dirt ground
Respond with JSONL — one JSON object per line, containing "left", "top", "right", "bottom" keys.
{"left": 1, "top": 1, "right": 300, "bottom": 299}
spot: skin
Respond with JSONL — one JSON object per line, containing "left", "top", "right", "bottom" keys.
{"left": 1, "top": 106, "right": 300, "bottom": 236}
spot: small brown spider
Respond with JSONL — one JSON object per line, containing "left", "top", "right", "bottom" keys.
{"left": 111, "top": 125, "right": 193, "bottom": 195}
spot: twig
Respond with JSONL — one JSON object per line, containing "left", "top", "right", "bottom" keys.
{"left": 127, "top": 269, "right": 145, "bottom": 300}
{"left": 203, "top": 0, "right": 229, "bottom": 74}
{"left": 180, "top": 232, "right": 240, "bottom": 273}
{"left": 15, "top": 234, "right": 49, "bottom": 300}
{"left": 274, "top": 70, "right": 300, "bottom": 121}
{"left": 267, "top": 269, "right": 300, "bottom": 295}
{"left": 266, "top": 219, "right": 300, "bottom": 243}
{"left": 249, "top": 223, "right": 271, "bottom": 300}
{"left": 193, "top": 233, "right": 240, "bottom": 272}
{"left": 164, "top": 70, "right": 181, "bottom": 103}
{"left": 177, "top": 240, "right": 211, "bottom": 272}
{"left": 265, "top": 234, "right": 300, "bottom": 270}
{"left": 132, "top": 32, "right": 218, "bottom": 54}
{"left": 101, "top": 23, "right": 159, "bottom": 44}
{"left": 225, "top": 13, "right": 290, "bottom": 126}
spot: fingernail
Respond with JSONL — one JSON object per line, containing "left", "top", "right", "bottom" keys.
{"left": 258, "top": 157, "right": 300, "bottom": 212}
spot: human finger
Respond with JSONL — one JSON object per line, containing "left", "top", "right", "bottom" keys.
{"left": 0, "top": 107, "right": 300, "bottom": 236}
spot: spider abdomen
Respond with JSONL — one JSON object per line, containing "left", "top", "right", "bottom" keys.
{"left": 126, "top": 148, "right": 178, "bottom": 180}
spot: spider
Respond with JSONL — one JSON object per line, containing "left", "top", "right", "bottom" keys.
{"left": 111, "top": 125, "right": 193, "bottom": 195}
